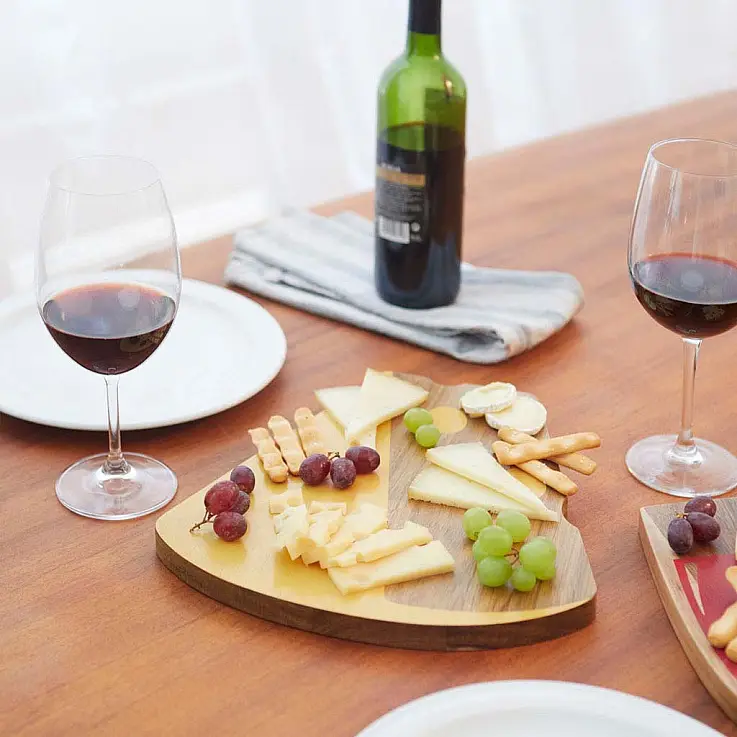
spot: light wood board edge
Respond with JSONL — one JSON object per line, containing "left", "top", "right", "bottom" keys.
{"left": 639, "top": 506, "right": 737, "bottom": 722}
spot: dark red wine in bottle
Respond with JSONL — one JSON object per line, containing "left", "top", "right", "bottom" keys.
{"left": 42, "top": 282, "right": 176, "bottom": 374}
{"left": 374, "top": 0, "right": 466, "bottom": 309}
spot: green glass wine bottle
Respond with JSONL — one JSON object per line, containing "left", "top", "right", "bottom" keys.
{"left": 374, "top": 0, "right": 466, "bottom": 309}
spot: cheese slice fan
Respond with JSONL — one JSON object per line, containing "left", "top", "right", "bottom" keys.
{"left": 425, "top": 442, "right": 556, "bottom": 520}
{"left": 329, "top": 521, "right": 433, "bottom": 568}
{"left": 485, "top": 395, "right": 547, "bottom": 435}
{"left": 327, "top": 541, "right": 454, "bottom": 595}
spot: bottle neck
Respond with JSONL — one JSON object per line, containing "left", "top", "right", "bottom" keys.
{"left": 406, "top": 0, "right": 442, "bottom": 56}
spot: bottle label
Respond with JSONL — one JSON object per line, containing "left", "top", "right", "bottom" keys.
{"left": 375, "top": 156, "right": 427, "bottom": 247}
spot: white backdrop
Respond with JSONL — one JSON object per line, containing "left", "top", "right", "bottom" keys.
{"left": 2, "top": 0, "right": 737, "bottom": 289}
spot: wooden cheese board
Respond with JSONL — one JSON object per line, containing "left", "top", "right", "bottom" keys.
{"left": 640, "top": 498, "right": 737, "bottom": 722}
{"left": 156, "top": 374, "right": 597, "bottom": 651}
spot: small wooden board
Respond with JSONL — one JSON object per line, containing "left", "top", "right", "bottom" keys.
{"left": 640, "top": 498, "right": 737, "bottom": 722}
{"left": 156, "top": 375, "right": 596, "bottom": 650}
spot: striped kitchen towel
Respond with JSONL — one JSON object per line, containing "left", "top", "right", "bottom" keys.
{"left": 225, "top": 210, "right": 583, "bottom": 364}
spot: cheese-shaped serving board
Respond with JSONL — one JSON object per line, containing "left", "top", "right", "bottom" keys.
{"left": 640, "top": 498, "right": 737, "bottom": 723}
{"left": 156, "top": 375, "right": 596, "bottom": 650}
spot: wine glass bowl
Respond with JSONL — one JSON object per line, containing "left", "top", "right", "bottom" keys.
{"left": 627, "top": 138, "right": 737, "bottom": 497}
{"left": 36, "top": 156, "right": 181, "bottom": 520}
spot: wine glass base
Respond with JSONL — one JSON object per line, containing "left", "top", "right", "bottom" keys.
{"left": 626, "top": 434, "right": 737, "bottom": 498}
{"left": 56, "top": 452, "right": 177, "bottom": 520}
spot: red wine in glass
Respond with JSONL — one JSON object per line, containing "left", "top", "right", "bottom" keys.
{"left": 42, "top": 283, "right": 176, "bottom": 374}
{"left": 631, "top": 253, "right": 737, "bottom": 339}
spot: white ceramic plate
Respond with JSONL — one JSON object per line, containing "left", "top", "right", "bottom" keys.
{"left": 0, "top": 278, "right": 286, "bottom": 431}
{"left": 356, "top": 681, "right": 723, "bottom": 737}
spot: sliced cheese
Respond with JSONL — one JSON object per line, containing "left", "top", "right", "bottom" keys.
{"left": 274, "top": 504, "right": 310, "bottom": 560}
{"left": 328, "top": 541, "right": 454, "bottom": 595}
{"left": 330, "top": 521, "right": 433, "bottom": 568}
{"left": 268, "top": 485, "right": 304, "bottom": 514}
{"left": 308, "top": 501, "right": 348, "bottom": 515}
{"left": 273, "top": 503, "right": 303, "bottom": 534}
{"left": 409, "top": 465, "right": 557, "bottom": 521}
{"left": 306, "top": 508, "right": 344, "bottom": 547}
{"left": 345, "top": 369, "right": 428, "bottom": 444}
{"left": 485, "top": 395, "right": 547, "bottom": 435}
{"left": 460, "top": 382, "right": 516, "bottom": 417}
{"left": 425, "top": 442, "right": 557, "bottom": 521}
{"left": 314, "top": 385, "right": 377, "bottom": 448}
{"left": 301, "top": 503, "right": 388, "bottom": 567}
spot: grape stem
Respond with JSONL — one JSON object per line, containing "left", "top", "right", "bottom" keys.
{"left": 189, "top": 512, "right": 213, "bottom": 533}
{"left": 505, "top": 549, "right": 520, "bottom": 563}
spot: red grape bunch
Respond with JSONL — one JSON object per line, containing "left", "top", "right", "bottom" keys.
{"left": 189, "top": 465, "right": 255, "bottom": 542}
{"left": 667, "top": 496, "right": 720, "bottom": 555}
{"left": 298, "top": 446, "right": 381, "bottom": 490}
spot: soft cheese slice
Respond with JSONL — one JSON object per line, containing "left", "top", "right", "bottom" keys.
{"left": 274, "top": 504, "right": 310, "bottom": 560}
{"left": 345, "top": 370, "right": 428, "bottom": 444}
{"left": 485, "top": 395, "right": 547, "bottom": 435}
{"left": 460, "top": 382, "right": 516, "bottom": 417}
{"left": 425, "top": 442, "right": 557, "bottom": 520}
{"left": 330, "top": 521, "right": 433, "bottom": 568}
{"left": 409, "top": 465, "right": 557, "bottom": 521}
{"left": 308, "top": 501, "right": 348, "bottom": 515}
{"left": 302, "top": 503, "right": 388, "bottom": 567}
{"left": 314, "top": 386, "right": 377, "bottom": 448}
{"left": 268, "top": 485, "right": 305, "bottom": 515}
{"left": 328, "top": 541, "right": 454, "bottom": 595}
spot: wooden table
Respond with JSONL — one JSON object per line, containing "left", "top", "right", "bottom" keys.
{"left": 4, "top": 91, "right": 737, "bottom": 737}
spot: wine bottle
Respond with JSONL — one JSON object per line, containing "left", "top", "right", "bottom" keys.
{"left": 374, "top": 0, "right": 466, "bottom": 309}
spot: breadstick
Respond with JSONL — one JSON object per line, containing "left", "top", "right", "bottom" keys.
{"left": 498, "top": 427, "right": 597, "bottom": 475}
{"left": 267, "top": 415, "right": 306, "bottom": 475}
{"left": 294, "top": 407, "right": 327, "bottom": 456}
{"left": 708, "top": 601, "right": 737, "bottom": 647}
{"left": 727, "top": 636, "right": 737, "bottom": 663}
{"left": 494, "top": 432, "right": 601, "bottom": 466}
{"left": 492, "top": 441, "right": 577, "bottom": 496}
{"left": 248, "top": 428, "right": 289, "bottom": 483}
{"left": 727, "top": 566, "right": 737, "bottom": 593}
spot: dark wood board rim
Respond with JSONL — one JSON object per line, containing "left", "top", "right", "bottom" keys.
{"left": 156, "top": 529, "right": 596, "bottom": 652}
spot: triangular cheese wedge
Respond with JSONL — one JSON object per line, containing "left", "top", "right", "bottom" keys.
{"left": 425, "top": 442, "right": 556, "bottom": 521}
{"left": 409, "top": 466, "right": 557, "bottom": 522}
{"left": 345, "top": 370, "right": 428, "bottom": 444}
{"left": 314, "top": 385, "right": 376, "bottom": 448}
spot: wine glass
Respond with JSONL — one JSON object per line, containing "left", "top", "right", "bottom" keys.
{"left": 627, "top": 138, "right": 737, "bottom": 497}
{"left": 36, "top": 155, "right": 182, "bottom": 519}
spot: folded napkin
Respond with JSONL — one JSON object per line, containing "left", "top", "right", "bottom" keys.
{"left": 225, "top": 210, "right": 583, "bottom": 364}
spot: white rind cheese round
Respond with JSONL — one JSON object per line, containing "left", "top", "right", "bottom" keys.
{"left": 485, "top": 395, "right": 547, "bottom": 435}
{"left": 460, "top": 382, "right": 517, "bottom": 417}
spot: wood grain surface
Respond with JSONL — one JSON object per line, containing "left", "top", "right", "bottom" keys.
{"left": 155, "top": 377, "right": 595, "bottom": 650}
{"left": 641, "top": 498, "right": 737, "bottom": 725}
{"left": 4, "top": 91, "right": 737, "bottom": 735}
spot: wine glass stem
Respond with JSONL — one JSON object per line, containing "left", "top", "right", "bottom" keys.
{"left": 671, "top": 337, "right": 702, "bottom": 463}
{"left": 103, "top": 376, "right": 129, "bottom": 474}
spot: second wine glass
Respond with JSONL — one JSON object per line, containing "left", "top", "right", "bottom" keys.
{"left": 36, "top": 155, "right": 182, "bottom": 520}
{"left": 627, "top": 138, "right": 737, "bottom": 497}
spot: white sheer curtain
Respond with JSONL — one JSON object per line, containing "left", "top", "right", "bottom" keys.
{"left": 1, "top": 0, "right": 736, "bottom": 290}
